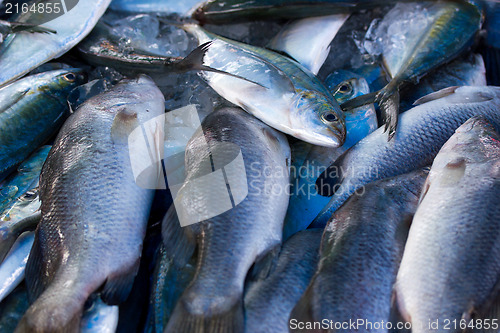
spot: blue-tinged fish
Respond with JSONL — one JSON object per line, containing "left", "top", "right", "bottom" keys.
{"left": 0, "top": 69, "right": 84, "bottom": 182}
{"left": 0, "top": 20, "right": 55, "bottom": 54}
{"left": 16, "top": 75, "right": 165, "bottom": 333}
{"left": 290, "top": 169, "right": 427, "bottom": 332}
{"left": 80, "top": 297, "right": 119, "bottom": 333}
{"left": 245, "top": 229, "right": 322, "bottom": 333}
{"left": 343, "top": 1, "right": 483, "bottom": 139}
{"left": 179, "top": 24, "right": 346, "bottom": 148}
{"left": 0, "top": 232, "right": 34, "bottom": 303}
{"left": 267, "top": 14, "right": 350, "bottom": 75}
{"left": 162, "top": 107, "right": 290, "bottom": 333}
{"left": 0, "top": 146, "right": 49, "bottom": 213}
{"left": 313, "top": 86, "right": 500, "bottom": 227}
{"left": 0, "top": 0, "right": 111, "bottom": 87}
{"left": 283, "top": 71, "right": 377, "bottom": 240}
{"left": 0, "top": 187, "right": 40, "bottom": 264}
{"left": 395, "top": 116, "right": 500, "bottom": 332}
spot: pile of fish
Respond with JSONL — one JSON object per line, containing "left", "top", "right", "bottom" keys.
{"left": 0, "top": 0, "right": 499, "bottom": 332}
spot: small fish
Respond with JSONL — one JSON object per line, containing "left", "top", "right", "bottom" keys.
{"left": 0, "top": 145, "right": 49, "bottom": 213}
{"left": 290, "top": 169, "right": 427, "bottom": 332}
{"left": 162, "top": 107, "right": 290, "bottom": 333}
{"left": 0, "top": 0, "right": 111, "bottom": 87}
{"left": 16, "top": 75, "right": 165, "bottom": 333}
{"left": 178, "top": 24, "right": 346, "bottom": 147}
{"left": 80, "top": 296, "right": 119, "bottom": 333}
{"left": 313, "top": 86, "right": 500, "bottom": 227}
{"left": 0, "top": 69, "right": 84, "bottom": 182}
{"left": 394, "top": 116, "right": 500, "bottom": 332}
{"left": 0, "top": 188, "right": 41, "bottom": 264}
{"left": 0, "top": 232, "right": 34, "bottom": 303}
{"left": 343, "top": 1, "right": 482, "bottom": 139}
{"left": 244, "top": 229, "right": 322, "bottom": 333}
{"left": 283, "top": 71, "right": 377, "bottom": 240}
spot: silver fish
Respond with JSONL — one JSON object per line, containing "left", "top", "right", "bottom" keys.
{"left": 162, "top": 107, "right": 290, "bottom": 333}
{"left": 290, "top": 169, "right": 428, "bottom": 333}
{"left": 244, "top": 229, "right": 322, "bottom": 333}
{"left": 16, "top": 75, "right": 165, "bottom": 332}
{"left": 313, "top": 86, "right": 500, "bottom": 227}
{"left": 394, "top": 116, "right": 500, "bottom": 332}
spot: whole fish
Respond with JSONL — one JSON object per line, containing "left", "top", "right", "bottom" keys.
{"left": 0, "top": 145, "right": 49, "bottom": 213}
{"left": 291, "top": 169, "right": 428, "bottom": 333}
{"left": 0, "top": 232, "right": 34, "bottom": 303}
{"left": 0, "top": 69, "right": 84, "bottom": 182}
{"left": 0, "top": 188, "right": 40, "bottom": 264}
{"left": 399, "top": 53, "right": 486, "bottom": 111}
{"left": 163, "top": 107, "right": 290, "bottom": 333}
{"left": 394, "top": 116, "right": 500, "bottom": 332}
{"left": 267, "top": 14, "right": 350, "bottom": 75}
{"left": 343, "top": 1, "right": 482, "bottom": 139}
{"left": 0, "top": 0, "right": 111, "bottom": 87}
{"left": 313, "top": 86, "right": 500, "bottom": 227}
{"left": 283, "top": 71, "right": 377, "bottom": 240}
{"left": 16, "top": 75, "right": 165, "bottom": 332}
{"left": 193, "top": 0, "right": 423, "bottom": 24}
{"left": 244, "top": 229, "right": 322, "bottom": 333}
{"left": 179, "top": 24, "right": 346, "bottom": 148}
{"left": 80, "top": 297, "right": 119, "bottom": 333}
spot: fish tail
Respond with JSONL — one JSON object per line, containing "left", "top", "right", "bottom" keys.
{"left": 374, "top": 82, "right": 400, "bottom": 141}
{"left": 164, "top": 295, "right": 244, "bottom": 333}
{"left": 0, "top": 227, "right": 17, "bottom": 264}
{"left": 339, "top": 91, "right": 377, "bottom": 111}
{"left": 15, "top": 284, "right": 85, "bottom": 333}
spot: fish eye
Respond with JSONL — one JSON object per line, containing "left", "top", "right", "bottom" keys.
{"left": 321, "top": 112, "right": 338, "bottom": 123}
{"left": 62, "top": 73, "right": 76, "bottom": 82}
{"left": 335, "top": 81, "right": 353, "bottom": 96}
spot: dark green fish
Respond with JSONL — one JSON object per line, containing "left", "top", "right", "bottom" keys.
{"left": 0, "top": 69, "right": 85, "bottom": 183}
{"left": 343, "top": 1, "right": 482, "bottom": 139}
{"left": 290, "top": 169, "right": 427, "bottom": 333}
{"left": 16, "top": 76, "right": 165, "bottom": 333}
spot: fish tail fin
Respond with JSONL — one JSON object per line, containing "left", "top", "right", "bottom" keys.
{"left": 10, "top": 22, "right": 56, "bottom": 35}
{"left": 173, "top": 41, "right": 267, "bottom": 88}
{"left": 0, "top": 211, "right": 40, "bottom": 263}
{"left": 100, "top": 259, "right": 140, "bottom": 305}
{"left": 164, "top": 295, "right": 244, "bottom": 333}
{"left": 161, "top": 206, "right": 196, "bottom": 267}
{"left": 15, "top": 284, "right": 85, "bottom": 333}
{"left": 339, "top": 91, "right": 377, "bottom": 111}
{"left": 375, "top": 82, "right": 400, "bottom": 141}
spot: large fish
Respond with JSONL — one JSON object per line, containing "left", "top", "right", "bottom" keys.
{"left": 244, "top": 229, "right": 322, "bottom": 333}
{"left": 290, "top": 169, "right": 427, "bottom": 332}
{"left": 313, "top": 86, "right": 500, "bottom": 227}
{"left": 162, "top": 107, "right": 290, "bottom": 333}
{"left": 0, "top": 0, "right": 111, "bottom": 87}
{"left": 16, "top": 75, "right": 165, "bottom": 332}
{"left": 179, "top": 25, "right": 346, "bottom": 148}
{"left": 0, "top": 145, "right": 49, "bottom": 213}
{"left": 394, "top": 116, "right": 500, "bottom": 332}
{"left": 0, "top": 70, "right": 84, "bottom": 183}
{"left": 283, "top": 71, "right": 377, "bottom": 240}
{"left": 343, "top": 1, "right": 482, "bottom": 139}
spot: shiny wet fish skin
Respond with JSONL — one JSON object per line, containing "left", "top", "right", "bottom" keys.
{"left": 394, "top": 116, "right": 500, "bottom": 332}
{"left": 0, "top": 70, "right": 84, "bottom": 183}
{"left": 163, "top": 107, "right": 290, "bottom": 333}
{"left": 16, "top": 75, "right": 165, "bottom": 333}
{"left": 291, "top": 169, "right": 428, "bottom": 333}
{"left": 244, "top": 229, "right": 322, "bottom": 333}
{"left": 313, "top": 86, "right": 500, "bottom": 227}
{"left": 181, "top": 24, "right": 346, "bottom": 148}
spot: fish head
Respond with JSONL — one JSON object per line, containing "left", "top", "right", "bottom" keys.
{"left": 290, "top": 90, "right": 346, "bottom": 148}
{"left": 40, "top": 68, "right": 87, "bottom": 101}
